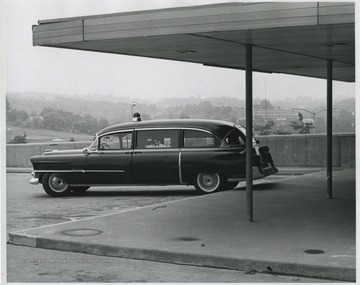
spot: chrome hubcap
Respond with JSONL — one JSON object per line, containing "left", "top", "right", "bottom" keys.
{"left": 49, "top": 174, "right": 68, "bottom": 192}
{"left": 197, "top": 173, "right": 220, "bottom": 192}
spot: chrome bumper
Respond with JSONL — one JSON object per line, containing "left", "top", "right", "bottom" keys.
{"left": 30, "top": 171, "right": 39, "bottom": 185}
{"left": 30, "top": 178, "right": 39, "bottom": 185}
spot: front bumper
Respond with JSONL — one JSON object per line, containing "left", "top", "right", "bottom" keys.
{"left": 30, "top": 171, "right": 39, "bottom": 185}
{"left": 30, "top": 178, "right": 39, "bottom": 185}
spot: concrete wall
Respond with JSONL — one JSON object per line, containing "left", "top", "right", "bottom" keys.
{"left": 6, "top": 142, "right": 90, "bottom": 168}
{"left": 6, "top": 134, "right": 355, "bottom": 168}
{"left": 259, "top": 133, "right": 355, "bottom": 168}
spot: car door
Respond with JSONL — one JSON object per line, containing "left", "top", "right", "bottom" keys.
{"left": 85, "top": 130, "right": 133, "bottom": 185}
{"left": 180, "top": 128, "right": 246, "bottom": 180}
{"left": 131, "top": 128, "right": 180, "bottom": 184}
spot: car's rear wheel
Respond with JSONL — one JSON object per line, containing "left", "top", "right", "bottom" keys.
{"left": 194, "top": 172, "right": 225, "bottom": 194}
{"left": 70, "top": 186, "right": 90, "bottom": 193}
{"left": 42, "top": 173, "right": 71, "bottom": 197}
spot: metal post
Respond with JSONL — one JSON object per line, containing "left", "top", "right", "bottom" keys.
{"left": 327, "top": 60, "right": 333, "bottom": 199}
{"left": 245, "top": 44, "right": 253, "bottom": 222}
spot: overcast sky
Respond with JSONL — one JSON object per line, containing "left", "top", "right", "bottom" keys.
{"left": 3, "top": 0, "right": 355, "bottom": 102}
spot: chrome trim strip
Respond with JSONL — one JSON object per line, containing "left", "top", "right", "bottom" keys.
{"left": 33, "top": 170, "right": 85, "bottom": 173}
{"left": 86, "top": 170, "right": 125, "bottom": 173}
{"left": 182, "top": 127, "right": 214, "bottom": 136}
{"left": 91, "top": 150, "right": 132, "bottom": 154}
{"left": 180, "top": 147, "right": 223, "bottom": 152}
{"left": 100, "top": 129, "right": 134, "bottom": 137}
{"left": 33, "top": 169, "right": 125, "bottom": 173}
{"left": 134, "top": 127, "right": 180, "bottom": 131}
{"left": 133, "top": 148, "right": 180, "bottom": 152}
{"left": 178, "top": 151, "right": 183, "bottom": 184}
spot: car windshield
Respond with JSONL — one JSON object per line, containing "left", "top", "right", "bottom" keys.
{"left": 88, "top": 137, "right": 98, "bottom": 151}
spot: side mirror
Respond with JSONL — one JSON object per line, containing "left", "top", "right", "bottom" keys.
{"left": 83, "top": 147, "right": 90, "bottom": 155}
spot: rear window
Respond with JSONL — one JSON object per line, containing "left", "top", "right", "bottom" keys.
{"left": 235, "top": 125, "right": 257, "bottom": 144}
{"left": 224, "top": 129, "right": 245, "bottom": 146}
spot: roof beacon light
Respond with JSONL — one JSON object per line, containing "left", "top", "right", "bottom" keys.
{"left": 133, "top": 112, "right": 141, "bottom": 122}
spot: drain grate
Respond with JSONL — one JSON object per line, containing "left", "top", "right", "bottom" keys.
{"left": 61, "top": 228, "right": 103, "bottom": 237}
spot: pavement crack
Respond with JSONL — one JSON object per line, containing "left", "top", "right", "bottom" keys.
{"left": 152, "top": 205, "right": 167, "bottom": 210}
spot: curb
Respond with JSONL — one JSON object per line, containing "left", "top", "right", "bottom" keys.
{"left": 9, "top": 232, "right": 355, "bottom": 282}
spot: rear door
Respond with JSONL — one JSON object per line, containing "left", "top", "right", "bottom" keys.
{"left": 131, "top": 128, "right": 180, "bottom": 184}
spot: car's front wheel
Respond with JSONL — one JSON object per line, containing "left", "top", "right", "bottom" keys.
{"left": 42, "top": 173, "right": 71, "bottom": 197}
{"left": 194, "top": 172, "right": 225, "bottom": 194}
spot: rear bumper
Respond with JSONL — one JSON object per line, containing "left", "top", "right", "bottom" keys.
{"left": 254, "top": 146, "right": 278, "bottom": 177}
{"left": 228, "top": 165, "right": 278, "bottom": 182}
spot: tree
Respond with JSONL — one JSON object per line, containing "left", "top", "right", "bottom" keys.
{"left": 254, "top": 120, "right": 275, "bottom": 135}
{"left": 260, "top": 99, "right": 276, "bottom": 110}
{"left": 333, "top": 110, "right": 355, "bottom": 133}
{"left": 97, "top": 118, "right": 109, "bottom": 130}
{"left": 290, "top": 112, "right": 313, "bottom": 134}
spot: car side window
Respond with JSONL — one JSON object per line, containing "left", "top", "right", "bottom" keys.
{"left": 183, "top": 130, "right": 221, "bottom": 148}
{"left": 99, "top": 132, "right": 132, "bottom": 150}
{"left": 224, "top": 130, "right": 245, "bottom": 146}
{"left": 136, "top": 129, "right": 179, "bottom": 149}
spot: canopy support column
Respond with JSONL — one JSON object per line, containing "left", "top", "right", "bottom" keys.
{"left": 245, "top": 44, "right": 253, "bottom": 222}
{"left": 327, "top": 59, "right": 333, "bottom": 199}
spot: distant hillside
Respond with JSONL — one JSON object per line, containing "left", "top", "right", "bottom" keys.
{"left": 7, "top": 92, "right": 245, "bottom": 124}
{"left": 6, "top": 125, "right": 94, "bottom": 144}
{"left": 158, "top": 96, "right": 244, "bottom": 107}
{"left": 7, "top": 92, "right": 354, "bottom": 125}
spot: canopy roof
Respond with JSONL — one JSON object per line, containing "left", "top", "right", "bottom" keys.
{"left": 33, "top": 2, "right": 355, "bottom": 82}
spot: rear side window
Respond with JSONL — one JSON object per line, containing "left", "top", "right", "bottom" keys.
{"left": 224, "top": 129, "right": 245, "bottom": 146}
{"left": 183, "top": 130, "right": 221, "bottom": 148}
{"left": 136, "top": 129, "right": 179, "bottom": 148}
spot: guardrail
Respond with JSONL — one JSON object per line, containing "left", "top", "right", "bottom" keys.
{"left": 6, "top": 133, "right": 355, "bottom": 168}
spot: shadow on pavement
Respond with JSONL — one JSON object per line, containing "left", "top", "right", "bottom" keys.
{"left": 69, "top": 189, "right": 197, "bottom": 197}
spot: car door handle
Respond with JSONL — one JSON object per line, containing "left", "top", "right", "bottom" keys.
{"left": 124, "top": 150, "right": 141, "bottom": 154}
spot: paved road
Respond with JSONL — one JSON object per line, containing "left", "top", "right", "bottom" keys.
{"left": 6, "top": 173, "right": 197, "bottom": 234}
{"left": 6, "top": 173, "right": 288, "bottom": 234}
{"left": 6, "top": 172, "right": 332, "bottom": 283}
